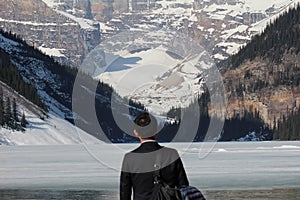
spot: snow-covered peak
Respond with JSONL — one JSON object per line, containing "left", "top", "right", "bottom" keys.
{"left": 41, "top": 0, "right": 64, "bottom": 9}
{"left": 243, "top": 0, "right": 295, "bottom": 12}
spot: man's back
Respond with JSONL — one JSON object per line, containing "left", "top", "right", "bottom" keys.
{"left": 120, "top": 141, "right": 189, "bottom": 200}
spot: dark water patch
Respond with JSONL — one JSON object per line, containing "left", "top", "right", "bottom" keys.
{"left": 0, "top": 190, "right": 118, "bottom": 200}
{"left": 1, "top": 188, "right": 300, "bottom": 200}
{"left": 203, "top": 188, "right": 300, "bottom": 200}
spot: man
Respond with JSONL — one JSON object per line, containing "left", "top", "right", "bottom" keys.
{"left": 120, "top": 112, "right": 189, "bottom": 200}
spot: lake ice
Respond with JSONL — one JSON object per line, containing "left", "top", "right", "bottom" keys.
{"left": 0, "top": 141, "right": 300, "bottom": 191}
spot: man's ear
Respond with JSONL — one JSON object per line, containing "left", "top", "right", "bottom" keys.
{"left": 133, "top": 129, "right": 139, "bottom": 138}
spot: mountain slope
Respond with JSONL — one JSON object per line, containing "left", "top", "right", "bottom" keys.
{"left": 161, "top": 3, "right": 300, "bottom": 141}
{"left": 0, "top": 79, "right": 100, "bottom": 146}
{"left": 222, "top": 4, "right": 300, "bottom": 139}
{"left": 0, "top": 30, "right": 101, "bottom": 145}
{"left": 0, "top": 29, "right": 145, "bottom": 144}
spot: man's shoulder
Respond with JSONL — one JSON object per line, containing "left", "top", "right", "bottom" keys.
{"left": 124, "top": 143, "right": 179, "bottom": 158}
{"left": 160, "top": 146, "right": 180, "bottom": 159}
{"left": 122, "top": 144, "right": 181, "bottom": 172}
{"left": 151, "top": 143, "right": 177, "bottom": 152}
{"left": 128, "top": 142, "right": 178, "bottom": 153}
{"left": 160, "top": 146, "right": 178, "bottom": 153}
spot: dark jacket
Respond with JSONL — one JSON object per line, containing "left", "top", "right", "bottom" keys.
{"left": 120, "top": 141, "right": 189, "bottom": 200}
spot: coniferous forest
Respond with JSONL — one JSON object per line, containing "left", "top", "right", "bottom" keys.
{"left": 0, "top": 49, "right": 46, "bottom": 110}
{"left": 224, "top": 4, "right": 300, "bottom": 70}
{"left": 219, "top": 4, "right": 300, "bottom": 140}
{"left": 0, "top": 42, "right": 43, "bottom": 131}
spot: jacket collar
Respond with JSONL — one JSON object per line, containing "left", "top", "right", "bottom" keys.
{"left": 141, "top": 140, "right": 156, "bottom": 144}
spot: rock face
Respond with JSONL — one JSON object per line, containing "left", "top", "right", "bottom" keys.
{"left": 0, "top": 0, "right": 101, "bottom": 67}
{"left": 223, "top": 54, "right": 300, "bottom": 127}
{"left": 95, "top": 0, "right": 298, "bottom": 62}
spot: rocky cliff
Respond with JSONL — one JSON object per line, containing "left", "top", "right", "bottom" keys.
{"left": 0, "top": 0, "right": 101, "bottom": 67}
{"left": 223, "top": 56, "right": 300, "bottom": 127}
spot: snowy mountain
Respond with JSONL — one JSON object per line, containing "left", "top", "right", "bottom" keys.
{"left": 98, "top": 0, "right": 300, "bottom": 60}
{"left": 1, "top": 0, "right": 299, "bottom": 145}
{"left": 0, "top": 0, "right": 297, "bottom": 68}
{"left": 86, "top": 0, "right": 300, "bottom": 114}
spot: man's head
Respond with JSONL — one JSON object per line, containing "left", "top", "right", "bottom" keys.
{"left": 133, "top": 112, "right": 158, "bottom": 139}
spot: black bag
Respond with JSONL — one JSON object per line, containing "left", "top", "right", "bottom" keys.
{"left": 150, "top": 163, "right": 181, "bottom": 200}
{"left": 151, "top": 154, "right": 206, "bottom": 200}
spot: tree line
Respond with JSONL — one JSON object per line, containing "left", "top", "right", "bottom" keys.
{"left": 273, "top": 106, "right": 300, "bottom": 140}
{"left": 0, "top": 87, "right": 26, "bottom": 131}
{"left": 163, "top": 89, "right": 272, "bottom": 142}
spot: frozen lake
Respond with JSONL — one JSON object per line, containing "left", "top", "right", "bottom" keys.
{"left": 0, "top": 141, "right": 300, "bottom": 199}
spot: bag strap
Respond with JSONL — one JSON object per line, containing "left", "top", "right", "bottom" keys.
{"left": 153, "top": 152, "right": 162, "bottom": 184}
{"left": 152, "top": 152, "right": 182, "bottom": 200}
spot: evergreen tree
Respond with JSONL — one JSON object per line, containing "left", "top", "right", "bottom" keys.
{"left": 274, "top": 106, "right": 300, "bottom": 140}
{"left": 21, "top": 112, "right": 26, "bottom": 128}
{"left": 13, "top": 98, "right": 18, "bottom": 122}
{"left": 5, "top": 97, "right": 12, "bottom": 127}
{"left": 0, "top": 87, "right": 3, "bottom": 126}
